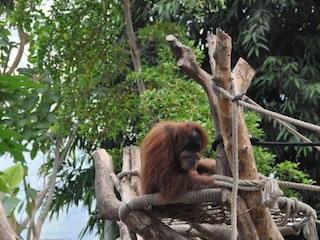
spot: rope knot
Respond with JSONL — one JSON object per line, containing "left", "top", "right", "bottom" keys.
{"left": 262, "top": 177, "right": 283, "bottom": 208}
{"left": 232, "top": 93, "right": 246, "bottom": 102}
{"left": 303, "top": 213, "right": 319, "bottom": 240}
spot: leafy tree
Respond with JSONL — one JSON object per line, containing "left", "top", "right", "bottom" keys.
{"left": 1, "top": 3, "right": 79, "bottom": 239}
{"left": 1, "top": 0, "right": 318, "bottom": 239}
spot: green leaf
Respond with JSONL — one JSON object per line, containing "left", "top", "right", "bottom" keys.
{"left": 25, "top": 201, "right": 33, "bottom": 217}
{"left": 0, "top": 173, "right": 11, "bottom": 193}
{"left": 26, "top": 187, "right": 37, "bottom": 200}
{"left": 1, "top": 164, "right": 24, "bottom": 189}
{"left": 24, "top": 96, "right": 39, "bottom": 111}
{"left": 0, "top": 74, "right": 44, "bottom": 91}
{"left": 1, "top": 196, "right": 21, "bottom": 214}
{"left": 0, "top": 127, "right": 23, "bottom": 140}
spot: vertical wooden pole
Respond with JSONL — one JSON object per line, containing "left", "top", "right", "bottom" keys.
{"left": 213, "top": 29, "right": 283, "bottom": 240}
{"left": 167, "top": 30, "right": 284, "bottom": 239}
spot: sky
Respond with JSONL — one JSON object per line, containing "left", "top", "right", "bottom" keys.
{"left": 1, "top": 153, "right": 99, "bottom": 240}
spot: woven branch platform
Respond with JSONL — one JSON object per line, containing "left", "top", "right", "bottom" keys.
{"left": 119, "top": 188, "right": 318, "bottom": 239}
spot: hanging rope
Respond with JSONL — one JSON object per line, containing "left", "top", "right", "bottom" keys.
{"left": 245, "top": 97, "right": 320, "bottom": 153}
{"left": 230, "top": 96, "right": 239, "bottom": 240}
{"left": 277, "top": 197, "right": 319, "bottom": 240}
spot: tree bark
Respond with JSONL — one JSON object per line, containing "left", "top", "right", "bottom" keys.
{"left": 208, "top": 33, "right": 259, "bottom": 239}
{"left": 7, "top": 28, "right": 26, "bottom": 74}
{"left": 213, "top": 29, "right": 283, "bottom": 240}
{"left": 207, "top": 33, "right": 230, "bottom": 176}
{"left": 119, "top": 147, "right": 142, "bottom": 240}
{"left": 121, "top": 0, "right": 145, "bottom": 94}
{"left": 124, "top": 210, "right": 188, "bottom": 240}
{"left": 166, "top": 31, "right": 283, "bottom": 239}
{"left": 120, "top": 146, "right": 141, "bottom": 201}
{"left": 93, "top": 149, "right": 121, "bottom": 221}
{"left": 0, "top": 201, "right": 18, "bottom": 240}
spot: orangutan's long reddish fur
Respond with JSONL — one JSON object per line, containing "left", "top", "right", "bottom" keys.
{"left": 140, "top": 121, "right": 215, "bottom": 203}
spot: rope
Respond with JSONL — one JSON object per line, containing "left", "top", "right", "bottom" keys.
{"left": 230, "top": 95, "right": 239, "bottom": 240}
{"left": 212, "top": 135, "right": 320, "bottom": 152}
{"left": 252, "top": 141, "right": 320, "bottom": 147}
{"left": 169, "top": 224, "right": 200, "bottom": 237}
{"left": 117, "top": 170, "right": 139, "bottom": 179}
{"left": 214, "top": 174, "right": 320, "bottom": 192}
{"left": 211, "top": 80, "right": 320, "bottom": 238}
{"left": 118, "top": 188, "right": 223, "bottom": 222}
{"left": 211, "top": 82, "right": 320, "bottom": 133}
{"left": 262, "top": 178, "right": 283, "bottom": 208}
{"left": 277, "top": 197, "right": 319, "bottom": 240}
{"left": 277, "top": 180, "right": 320, "bottom": 192}
{"left": 118, "top": 186, "right": 319, "bottom": 239}
{"left": 117, "top": 175, "right": 319, "bottom": 238}
{"left": 240, "top": 98, "right": 320, "bottom": 134}
{"left": 245, "top": 97, "right": 320, "bottom": 153}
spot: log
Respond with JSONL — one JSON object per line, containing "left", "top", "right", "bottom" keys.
{"left": 208, "top": 34, "right": 259, "bottom": 239}
{"left": 93, "top": 149, "right": 121, "bottom": 221}
{"left": 213, "top": 29, "right": 283, "bottom": 240}
{"left": 166, "top": 31, "right": 283, "bottom": 239}
{"left": 124, "top": 211, "right": 188, "bottom": 240}
{"left": 0, "top": 201, "right": 18, "bottom": 240}
{"left": 207, "top": 33, "right": 231, "bottom": 176}
{"left": 120, "top": 146, "right": 141, "bottom": 201}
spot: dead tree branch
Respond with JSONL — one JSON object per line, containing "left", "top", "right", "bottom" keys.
{"left": 7, "top": 28, "right": 27, "bottom": 74}
{"left": 166, "top": 31, "right": 283, "bottom": 239}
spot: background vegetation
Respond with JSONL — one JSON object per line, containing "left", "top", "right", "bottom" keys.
{"left": 0, "top": 0, "right": 319, "bottom": 239}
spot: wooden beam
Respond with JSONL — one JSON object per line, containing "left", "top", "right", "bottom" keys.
{"left": 167, "top": 30, "right": 284, "bottom": 239}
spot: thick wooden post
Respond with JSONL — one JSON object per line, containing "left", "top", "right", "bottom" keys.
{"left": 166, "top": 30, "right": 284, "bottom": 239}
{"left": 213, "top": 29, "right": 283, "bottom": 240}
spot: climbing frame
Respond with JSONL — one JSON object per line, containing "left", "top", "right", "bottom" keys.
{"left": 166, "top": 29, "right": 281, "bottom": 239}
{"left": 93, "top": 29, "right": 320, "bottom": 240}
{"left": 93, "top": 147, "right": 319, "bottom": 239}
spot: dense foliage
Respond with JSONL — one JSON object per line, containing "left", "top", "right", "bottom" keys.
{"left": 1, "top": 0, "right": 319, "bottom": 238}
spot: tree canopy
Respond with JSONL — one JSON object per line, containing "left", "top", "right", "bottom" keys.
{"left": 0, "top": 0, "right": 319, "bottom": 239}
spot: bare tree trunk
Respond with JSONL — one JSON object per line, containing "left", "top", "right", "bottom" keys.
{"left": 213, "top": 29, "right": 283, "bottom": 240}
{"left": 93, "top": 149, "right": 121, "bottom": 221}
{"left": 121, "top": 0, "right": 145, "bottom": 94}
{"left": 6, "top": 28, "right": 27, "bottom": 74}
{"left": 30, "top": 124, "right": 79, "bottom": 240}
{"left": 0, "top": 201, "right": 18, "bottom": 240}
{"left": 208, "top": 33, "right": 259, "bottom": 239}
{"left": 166, "top": 31, "right": 283, "bottom": 239}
